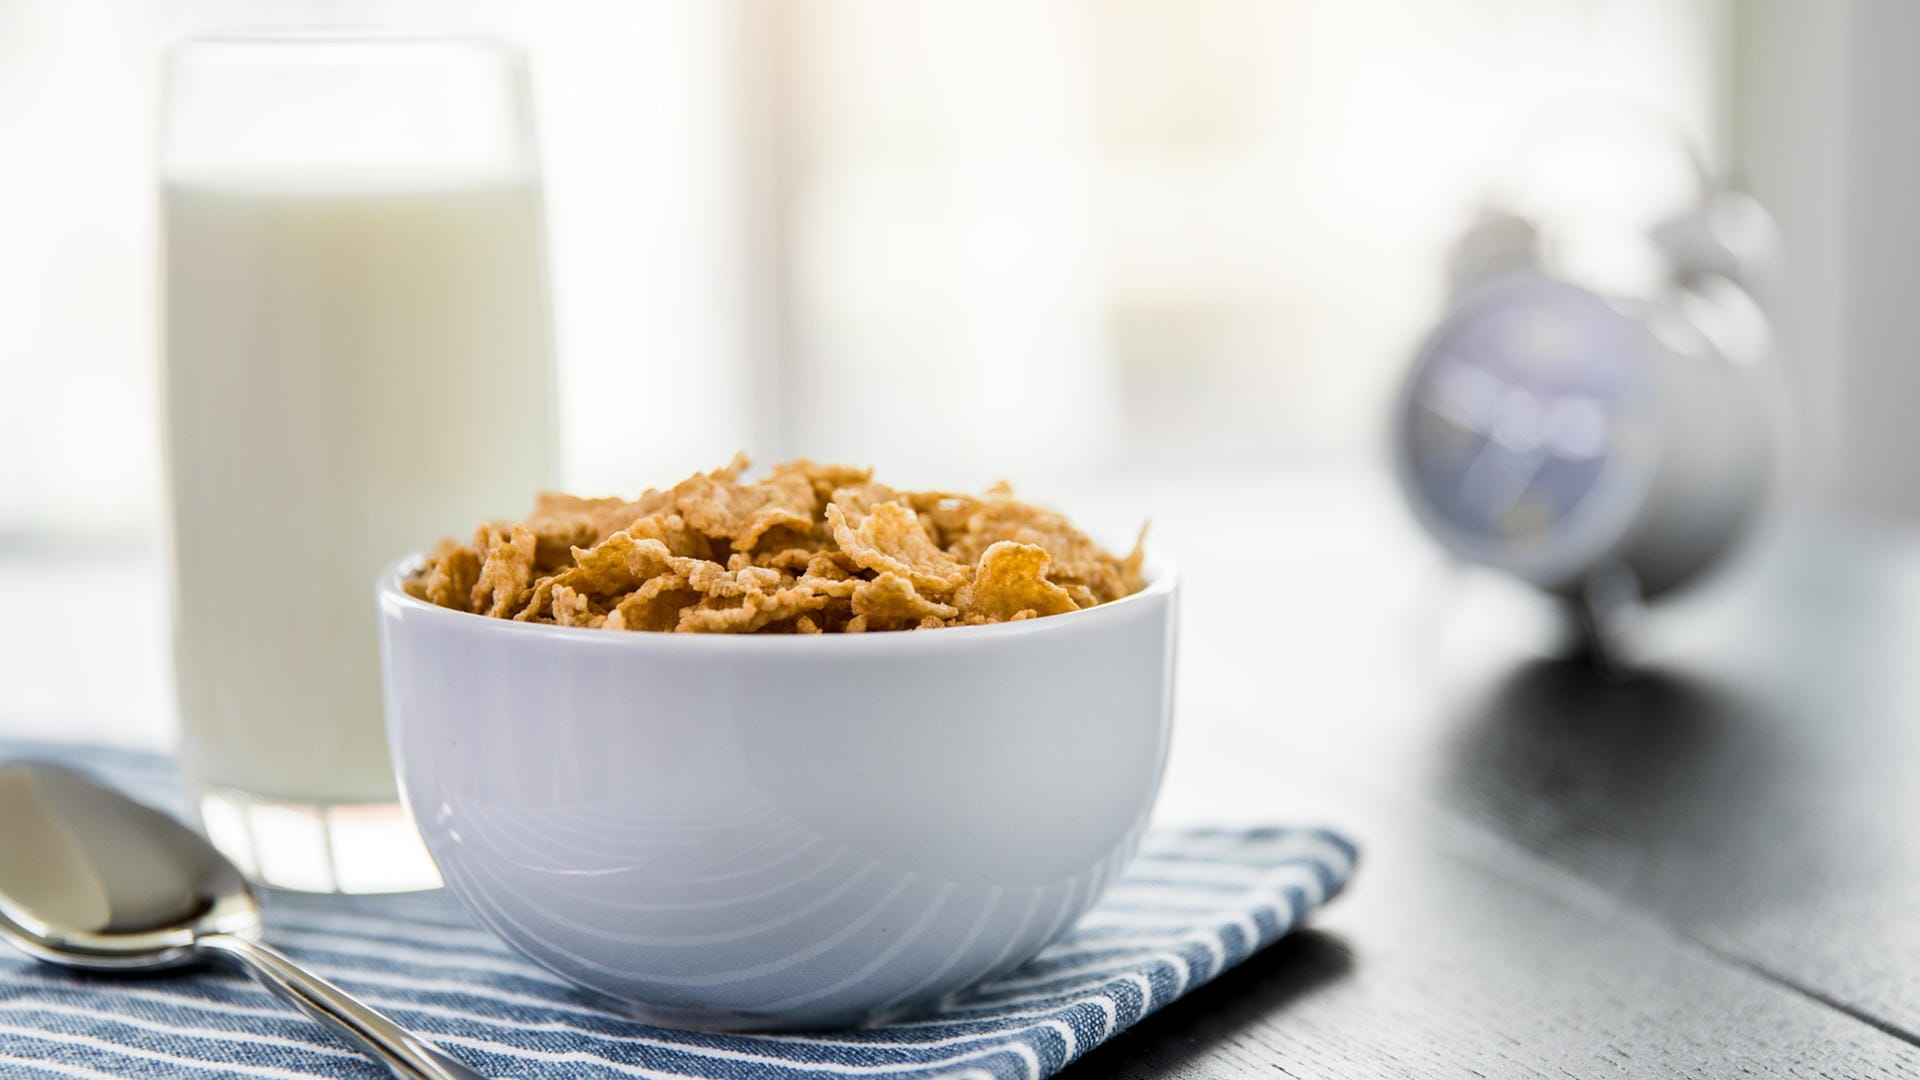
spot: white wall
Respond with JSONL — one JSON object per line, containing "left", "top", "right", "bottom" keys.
{"left": 1735, "top": 1, "right": 1920, "bottom": 521}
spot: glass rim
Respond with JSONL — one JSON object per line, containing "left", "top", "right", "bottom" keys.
{"left": 164, "top": 28, "right": 524, "bottom": 62}
{"left": 159, "top": 25, "right": 538, "bottom": 184}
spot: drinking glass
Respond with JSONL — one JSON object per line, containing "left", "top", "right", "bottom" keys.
{"left": 161, "top": 32, "right": 558, "bottom": 892}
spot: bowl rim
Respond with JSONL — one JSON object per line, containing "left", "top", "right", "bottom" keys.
{"left": 376, "top": 552, "right": 1177, "bottom": 651}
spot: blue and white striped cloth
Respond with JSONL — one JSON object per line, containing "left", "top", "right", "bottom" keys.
{"left": 0, "top": 743, "right": 1356, "bottom": 1080}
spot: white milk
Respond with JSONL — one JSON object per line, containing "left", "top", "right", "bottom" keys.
{"left": 163, "top": 178, "right": 556, "bottom": 806}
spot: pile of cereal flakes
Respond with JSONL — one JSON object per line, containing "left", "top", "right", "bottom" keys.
{"left": 406, "top": 455, "right": 1146, "bottom": 634}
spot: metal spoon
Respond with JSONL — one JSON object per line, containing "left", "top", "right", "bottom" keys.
{"left": 0, "top": 761, "right": 485, "bottom": 1080}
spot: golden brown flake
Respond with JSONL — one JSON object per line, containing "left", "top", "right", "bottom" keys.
{"left": 852, "top": 572, "right": 959, "bottom": 629}
{"left": 470, "top": 523, "right": 538, "bottom": 618}
{"left": 406, "top": 537, "right": 481, "bottom": 611}
{"left": 954, "top": 541, "right": 1080, "bottom": 622}
{"left": 671, "top": 463, "right": 816, "bottom": 553}
{"left": 825, "top": 501, "right": 969, "bottom": 595}
{"left": 773, "top": 460, "right": 875, "bottom": 506}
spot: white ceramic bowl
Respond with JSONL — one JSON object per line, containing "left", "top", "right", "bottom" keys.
{"left": 376, "top": 559, "right": 1178, "bottom": 1031}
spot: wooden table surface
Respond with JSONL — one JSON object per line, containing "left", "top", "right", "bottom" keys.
{"left": 1075, "top": 469, "right": 1920, "bottom": 1076}
{"left": 4, "top": 465, "right": 1917, "bottom": 1076}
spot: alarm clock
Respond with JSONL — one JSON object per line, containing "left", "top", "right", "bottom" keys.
{"left": 1393, "top": 151, "right": 1780, "bottom": 617}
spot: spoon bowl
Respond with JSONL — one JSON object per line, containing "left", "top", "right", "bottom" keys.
{"left": 0, "top": 762, "right": 484, "bottom": 1080}
{"left": 0, "top": 762, "right": 258, "bottom": 971}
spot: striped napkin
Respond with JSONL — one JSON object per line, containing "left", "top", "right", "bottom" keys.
{"left": 0, "top": 743, "right": 1356, "bottom": 1080}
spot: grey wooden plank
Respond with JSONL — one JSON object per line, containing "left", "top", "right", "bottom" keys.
{"left": 1062, "top": 474, "right": 1920, "bottom": 1071}
{"left": 1348, "top": 524, "right": 1920, "bottom": 1040}
{"left": 1072, "top": 822, "right": 1920, "bottom": 1077}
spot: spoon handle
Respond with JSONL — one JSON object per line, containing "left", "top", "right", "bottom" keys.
{"left": 197, "top": 933, "right": 487, "bottom": 1080}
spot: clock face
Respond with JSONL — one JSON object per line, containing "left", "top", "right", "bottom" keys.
{"left": 1400, "top": 276, "right": 1652, "bottom": 560}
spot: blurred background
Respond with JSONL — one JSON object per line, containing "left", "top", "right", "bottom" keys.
{"left": 1, "top": 0, "right": 1917, "bottom": 745}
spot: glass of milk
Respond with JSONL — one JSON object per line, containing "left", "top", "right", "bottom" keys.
{"left": 160, "top": 33, "right": 557, "bottom": 892}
